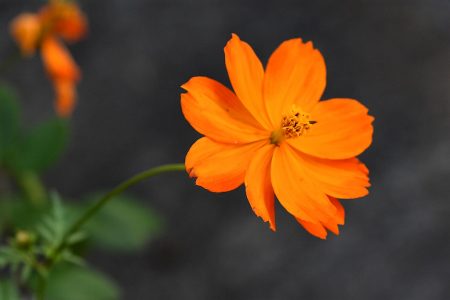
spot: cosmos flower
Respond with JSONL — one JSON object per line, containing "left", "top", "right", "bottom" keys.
{"left": 181, "top": 34, "right": 374, "bottom": 239}
{"left": 10, "top": 0, "right": 87, "bottom": 117}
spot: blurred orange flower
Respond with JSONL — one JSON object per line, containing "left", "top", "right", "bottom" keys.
{"left": 182, "top": 34, "right": 374, "bottom": 239}
{"left": 10, "top": 0, "right": 87, "bottom": 117}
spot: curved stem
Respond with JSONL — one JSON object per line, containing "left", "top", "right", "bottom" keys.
{"left": 49, "top": 163, "right": 185, "bottom": 262}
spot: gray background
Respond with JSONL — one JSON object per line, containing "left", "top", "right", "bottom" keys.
{"left": 1, "top": 0, "right": 450, "bottom": 299}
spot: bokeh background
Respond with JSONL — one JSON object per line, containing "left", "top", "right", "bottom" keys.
{"left": 1, "top": 0, "right": 450, "bottom": 299}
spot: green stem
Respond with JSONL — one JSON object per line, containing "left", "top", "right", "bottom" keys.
{"left": 15, "top": 171, "right": 47, "bottom": 207}
{"left": 49, "top": 163, "right": 185, "bottom": 262}
{"left": 36, "top": 276, "right": 47, "bottom": 300}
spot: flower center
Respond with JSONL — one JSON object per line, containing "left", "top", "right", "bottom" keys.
{"left": 270, "top": 105, "right": 316, "bottom": 145}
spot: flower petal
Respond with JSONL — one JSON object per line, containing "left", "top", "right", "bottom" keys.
{"left": 264, "top": 38, "right": 326, "bottom": 125}
{"left": 296, "top": 197, "right": 345, "bottom": 239}
{"left": 53, "top": 79, "right": 76, "bottom": 117}
{"left": 186, "top": 137, "right": 266, "bottom": 192}
{"left": 291, "top": 148, "right": 370, "bottom": 199}
{"left": 315, "top": 197, "right": 346, "bottom": 235}
{"left": 224, "top": 34, "right": 271, "bottom": 129}
{"left": 181, "top": 77, "right": 267, "bottom": 144}
{"left": 41, "top": 37, "right": 80, "bottom": 81}
{"left": 289, "top": 98, "right": 374, "bottom": 159}
{"left": 271, "top": 143, "right": 341, "bottom": 224}
{"left": 330, "top": 197, "right": 345, "bottom": 223}
{"left": 296, "top": 219, "right": 328, "bottom": 239}
{"left": 9, "top": 13, "right": 42, "bottom": 57}
{"left": 50, "top": 2, "right": 88, "bottom": 42}
{"left": 244, "top": 144, "right": 276, "bottom": 231}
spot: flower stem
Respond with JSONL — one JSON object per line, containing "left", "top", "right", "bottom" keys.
{"left": 49, "top": 163, "right": 185, "bottom": 262}
{"left": 15, "top": 171, "right": 47, "bottom": 207}
{"left": 36, "top": 276, "right": 47, "bottom": 300}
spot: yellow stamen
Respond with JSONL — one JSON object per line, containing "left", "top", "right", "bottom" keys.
{"left": 270, "top": 105, "right": 316, "bottom": 145}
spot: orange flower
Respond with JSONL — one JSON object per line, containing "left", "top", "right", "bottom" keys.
{"left": 10, "top": 0, "right": 87, "bottom": 117}
{"left": 9, "top": 13, "right": 42, "bottom": 57}
{"left": 181, "top": 34, "right": 374, "bottom": 239}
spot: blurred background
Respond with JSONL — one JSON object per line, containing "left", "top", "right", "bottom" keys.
{"left": 1, "top": 0, "right": 449, "bottom": 299}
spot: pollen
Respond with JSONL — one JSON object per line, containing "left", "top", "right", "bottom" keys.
{"left": 271, "top": 105, "right": 316, "bottom": 145}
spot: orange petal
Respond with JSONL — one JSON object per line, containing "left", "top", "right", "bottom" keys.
{"left": 296, "top": 219, "right": 328, "bottom": 239}
{"left": 224, "top": 34, "right": 271, "bottom": 129}
{"left": 296, "top": 197, "right": 345, "bottom": 239}
{"left": 53, "top": 79, "right": 76, "bottom": 117}
{"left": 181, "top": 77, "right": 268, "bottom": 144}
{"left": 289, "top": 147, "right": 370, "bottom": 199}
{"left": 41, "top": 36, "right": 80, "bottom": 81}
{"left": 9, "top": 13, "right": 42, "bottom": 56}
{"left": 288, "top": 98, "right": 374, "bottom": 159}
{"left": 330, "top": 197, "right": 345, "bottom": 223}
{"left": 264, "top": 38, "right": 326, "bottom": 125}
{"left": 315, "top": 197, "right": 346, "bottom": 235}
{"left": 271, "top": 144, "right": 340, "bottom": 224}
{"left": 186, "top": 137, "right": 267, "bottom": 192}
{"left": 51, "top": 2, "right": 88, "bottom": 42}
{"left": 244, "top": 144, "right": 276, "bottom": 231}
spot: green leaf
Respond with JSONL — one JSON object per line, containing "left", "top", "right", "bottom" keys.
{"left": 36, "top": 193, "right": 73, "bottom": 248}
{"left": 0, "top": 279, "right": 20, "bottom": 300}
{"left": 0, "top": 194, "right": 48, "bottom": 230}
{"left": 20, "top": 264, "right": 32, "bottom": 282}
{"left": 0, "top": 247, "right": 22, "bottom": 263}
{"left": 0, "top": 84, "right": 20, "bottom": 162}
{"left": 66, "top": 231, "right": 87, "bottom": 245}
{"left": 10, "top": 118, "right": 69, "bottom": 172}
{"left": 84, "top": 194, "right": 164, "bottom": 252}
{"left": 46, "top": 266, "right": 120, "bottom": 300}
{"left": 60, "top": 250, "right": 86, "bottom": 267}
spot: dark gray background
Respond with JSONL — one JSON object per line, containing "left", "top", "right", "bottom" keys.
{"left": 1, "top": 0, "right": 450, "bottom": 299}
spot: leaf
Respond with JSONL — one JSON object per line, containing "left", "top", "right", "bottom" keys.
{"left": 36, "top": 193, "right": 72, "bottom": 248}
{"left": 0, "top": 247, "right": 24, "bottom": 265}
{"left": 60, "top": 250, "right": 86, "bottom": 267}
{"left": 20, "top": 264, "right": 32, "bottom": 282}
{"left": 0, "top": 279, "right": 20, "bottom": 300}
{"left": 9, "top": 118, "right": 69, "bottom": 172}
{"left": 46, "top": 266, "right": 120, "bottom": 300}
{"left": 0, "top": 84, "right": 20, "bottom": 162}
{"left": 84, "top": 194, "right": 164, "bottom": 252}
{"left": 0, "top": 247, "right": 21, "bottom": 267}
{"left": 0, "top": 194, "right": 49, "bottom": 231}
{"left": 66, "top": 231, "right": 87, "bottom": 245}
